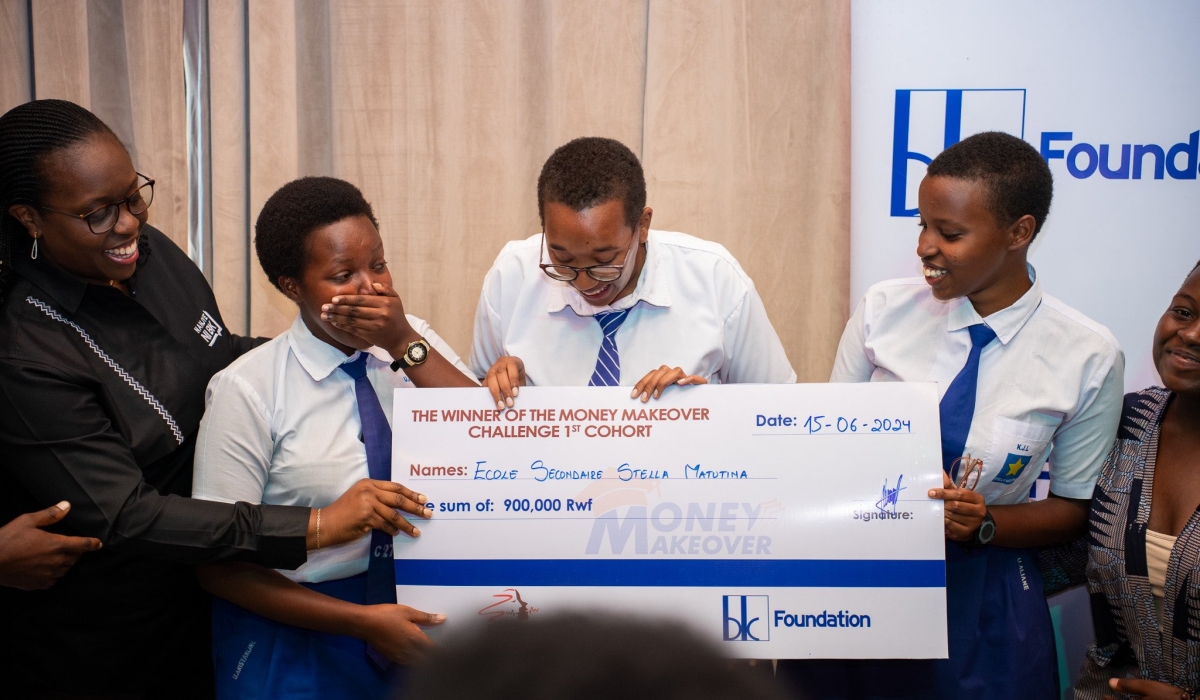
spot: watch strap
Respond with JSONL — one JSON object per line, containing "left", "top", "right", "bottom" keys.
{"left": 958, "top": 510, "right": 995, "bottom": 552}
{"left": 975, "top": 510, "right": 996, "bottom": 546}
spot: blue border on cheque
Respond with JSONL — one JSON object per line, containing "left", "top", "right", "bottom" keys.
{"left": 395, "top": 559, "right": 946, "bottom": 587}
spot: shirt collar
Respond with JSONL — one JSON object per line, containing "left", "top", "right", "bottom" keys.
{"left": 544, "top": 229, "right": 674, "bottom": 317}
{"left": 11, "top": 233, "right": 154, "bottom": 314}
{"left": 286, "top": 314, "right": 389, "bottom": 381}
{"left": 11, "top": 247, "right": 92, "bottom": 314}
{"left": 946, "top": 263, "right": 1043, "bottom": 345}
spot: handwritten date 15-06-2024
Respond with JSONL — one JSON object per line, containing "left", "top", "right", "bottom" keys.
{"left": 754, "top": 414, "right": 912, "bottom": 434}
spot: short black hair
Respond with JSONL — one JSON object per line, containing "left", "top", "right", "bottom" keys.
{"left": 402, "top": 613, "right": 792, "bottom": 700}
{"left": 537, "top": 137, "right": 647, "bottom": 230}
{"left": 927, "top": 131, "right": 1054, "bottom": 238}
{"left": 254, "top": 176, "right": 378, "bottom": 290}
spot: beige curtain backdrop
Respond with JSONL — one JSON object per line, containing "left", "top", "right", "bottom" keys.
{"left": 3, "top": 0, "right": 849, "bottom": 382}
{"left": 1, "top": 0, "right": 189, "bottom": 254}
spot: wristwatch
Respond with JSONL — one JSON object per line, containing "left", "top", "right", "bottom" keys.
{"left": 973, "top": 510, "right": 996, "bottom": 547}
{"left": 390, "top": 338, "right": 430, "bottom": 371}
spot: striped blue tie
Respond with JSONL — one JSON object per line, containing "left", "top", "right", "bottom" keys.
{"left": 588, "top": 310, "right": 631, "bottom": 386}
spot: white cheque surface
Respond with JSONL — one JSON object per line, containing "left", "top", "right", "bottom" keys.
{"left": 392, "top": 383, "right": 947, "bottom": 659}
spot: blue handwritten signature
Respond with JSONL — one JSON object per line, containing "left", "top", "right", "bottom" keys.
{"left": 875, "top": 475, "right": 906, "bottom": 514}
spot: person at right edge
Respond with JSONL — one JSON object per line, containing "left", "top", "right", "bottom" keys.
{"left": 1073, "top": 260, "right": 1200, "bottom": 700}
{"left": 779, "top": 131, "right": 1124, "bottom": 699}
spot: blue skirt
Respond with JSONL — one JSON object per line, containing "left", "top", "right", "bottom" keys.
{"left": 777, "top": 543, "right": 1058, "bottom": 700}
{"left": 212, "top": 573, "right": 402, "bottom": 700}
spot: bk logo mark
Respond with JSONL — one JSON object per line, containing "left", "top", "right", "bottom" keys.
{"left": 723, "top": 595, "right": 769, "bottom": 642}
{"left": 890, "top": 88, "right": 1027, "bottom": 216}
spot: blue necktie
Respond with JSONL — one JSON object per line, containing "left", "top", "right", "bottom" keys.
{"left": 939, "top": 323, "right": 997, "bottom": 475}
{"left": 338, "top": 353, "right": 396, "bottom": 669}
{"left": 588, "top": 310, "right": 631, "bottom": 386}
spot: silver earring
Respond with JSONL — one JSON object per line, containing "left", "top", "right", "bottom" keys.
{"left": 31, "top": 237, "right": 38, "bottom": 260}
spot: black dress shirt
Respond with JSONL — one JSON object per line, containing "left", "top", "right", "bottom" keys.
{"left": 0, "top": 227, "right": 309, "bottom": 695}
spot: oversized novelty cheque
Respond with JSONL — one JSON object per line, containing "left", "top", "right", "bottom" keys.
{"left": 392, "top": 383, "right": 947, "bottom": 659}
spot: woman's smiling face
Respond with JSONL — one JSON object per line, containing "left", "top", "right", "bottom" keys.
{"left": 1154, "top": 265, "right": 1200, "bottom": 396}
{"left": 12, "top": 135, "right": 146, "bottom": 284}
{"left": 916, "top": 175, "right": 1036, "bottom": 317}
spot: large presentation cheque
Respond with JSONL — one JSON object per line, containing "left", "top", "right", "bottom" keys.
{"left": 392, "top": 383, "right": 947, "bottom": 659}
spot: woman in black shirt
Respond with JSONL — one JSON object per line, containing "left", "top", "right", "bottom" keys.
{"left": 0, "top": 100, "right": 431, "bottom": 698}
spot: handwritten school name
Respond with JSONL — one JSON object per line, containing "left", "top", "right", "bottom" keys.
{"left": 407, "top": 460, "right": 750, "bottom": 481}
{"left": 409, "top": 406, "right": 711, "bottom": 440}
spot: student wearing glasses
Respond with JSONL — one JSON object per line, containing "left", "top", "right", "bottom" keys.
{"left": 472, "top": 136, "right": 795, "bottom": 406}
{"left": 781, "top": 132, "right": 1124, "bottom": 699}
{"left": 0, "top": 100, "right": 422, "bottom": 698}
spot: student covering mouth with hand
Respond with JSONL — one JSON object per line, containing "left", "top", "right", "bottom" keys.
{"left": 192, "top": 177, "right": 478, "bottom": 699}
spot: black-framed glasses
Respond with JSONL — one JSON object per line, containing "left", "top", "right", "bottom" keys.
{"left": 36, "top": 173, "right": 155, "bottom": 235}
{"left": 538, "top": 231, "right": 636, "bottom": 283}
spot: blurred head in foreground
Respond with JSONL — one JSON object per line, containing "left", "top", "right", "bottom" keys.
{"left": 401, "top": 612, "right": 794, "bottom": 700}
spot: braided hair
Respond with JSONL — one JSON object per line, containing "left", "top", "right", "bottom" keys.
{"left": 0, "top": 99, "right": 122, "bottom": 301}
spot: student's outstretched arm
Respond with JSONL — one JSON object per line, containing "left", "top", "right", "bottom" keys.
{"left": 197, "top": 561, "right": 444, "bottom": 664}
{"left": 929, "top": 472, "right": 1089, "bottom": 548}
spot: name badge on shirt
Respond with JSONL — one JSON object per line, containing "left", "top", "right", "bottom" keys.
{"left": 983, "top": 416, "right": 1055, "bottom": 493}
{"left": 991, "top": 453, "right": 1032, "bottom": 485}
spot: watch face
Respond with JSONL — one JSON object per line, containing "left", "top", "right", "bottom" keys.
{"left": 979, "top": 520, "right": 996, "bottom": 544}
{"left": 409, "top": 343, "right": 428, "bottom": 362}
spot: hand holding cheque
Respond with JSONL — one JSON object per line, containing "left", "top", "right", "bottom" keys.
{"left": 390, "top": 383, "right": 949, "bottom": 659}
{"left": 313, "top": 478, "right": 432, "bottom": 545}
{"left": 484, "top": 355, "right": 707, "bottom": 409}
{"left": 929, "top": 471, "right": 987, "bottom": 542}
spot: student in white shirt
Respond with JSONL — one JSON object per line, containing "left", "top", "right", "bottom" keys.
{"left": 192, "top": 177, "right": 478, "bottom": 699}
{"left": 781, "top": 132, "right": 1123, "bottom": 700}
{"left": 472, "top": 136, "right": 795, "bottom": 408}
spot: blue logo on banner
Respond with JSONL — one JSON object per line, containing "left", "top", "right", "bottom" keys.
{"left": 1040, "top": 130, "right": 1198, "bottom": 182}
{"left": 723, "top": 595, "right": 770, "bottom": 641}
{"left": 890, "top": 89, "right": 1026, "bottom": 216}
{"left": 991, "top": 453, "right": 1031, "bottom": 485}
{"left": 890, "top": 87, "right": 1199, "bottom": 217}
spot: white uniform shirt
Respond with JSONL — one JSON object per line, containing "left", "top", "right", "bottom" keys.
{"left": 192, "top": 313, "right": 475, "bottom": 583}
{"left": 469, "top": 230, "right": 796, "bottom": 386}
{"left": 831, "top": 267, "right": 1123, "bottom": 505}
